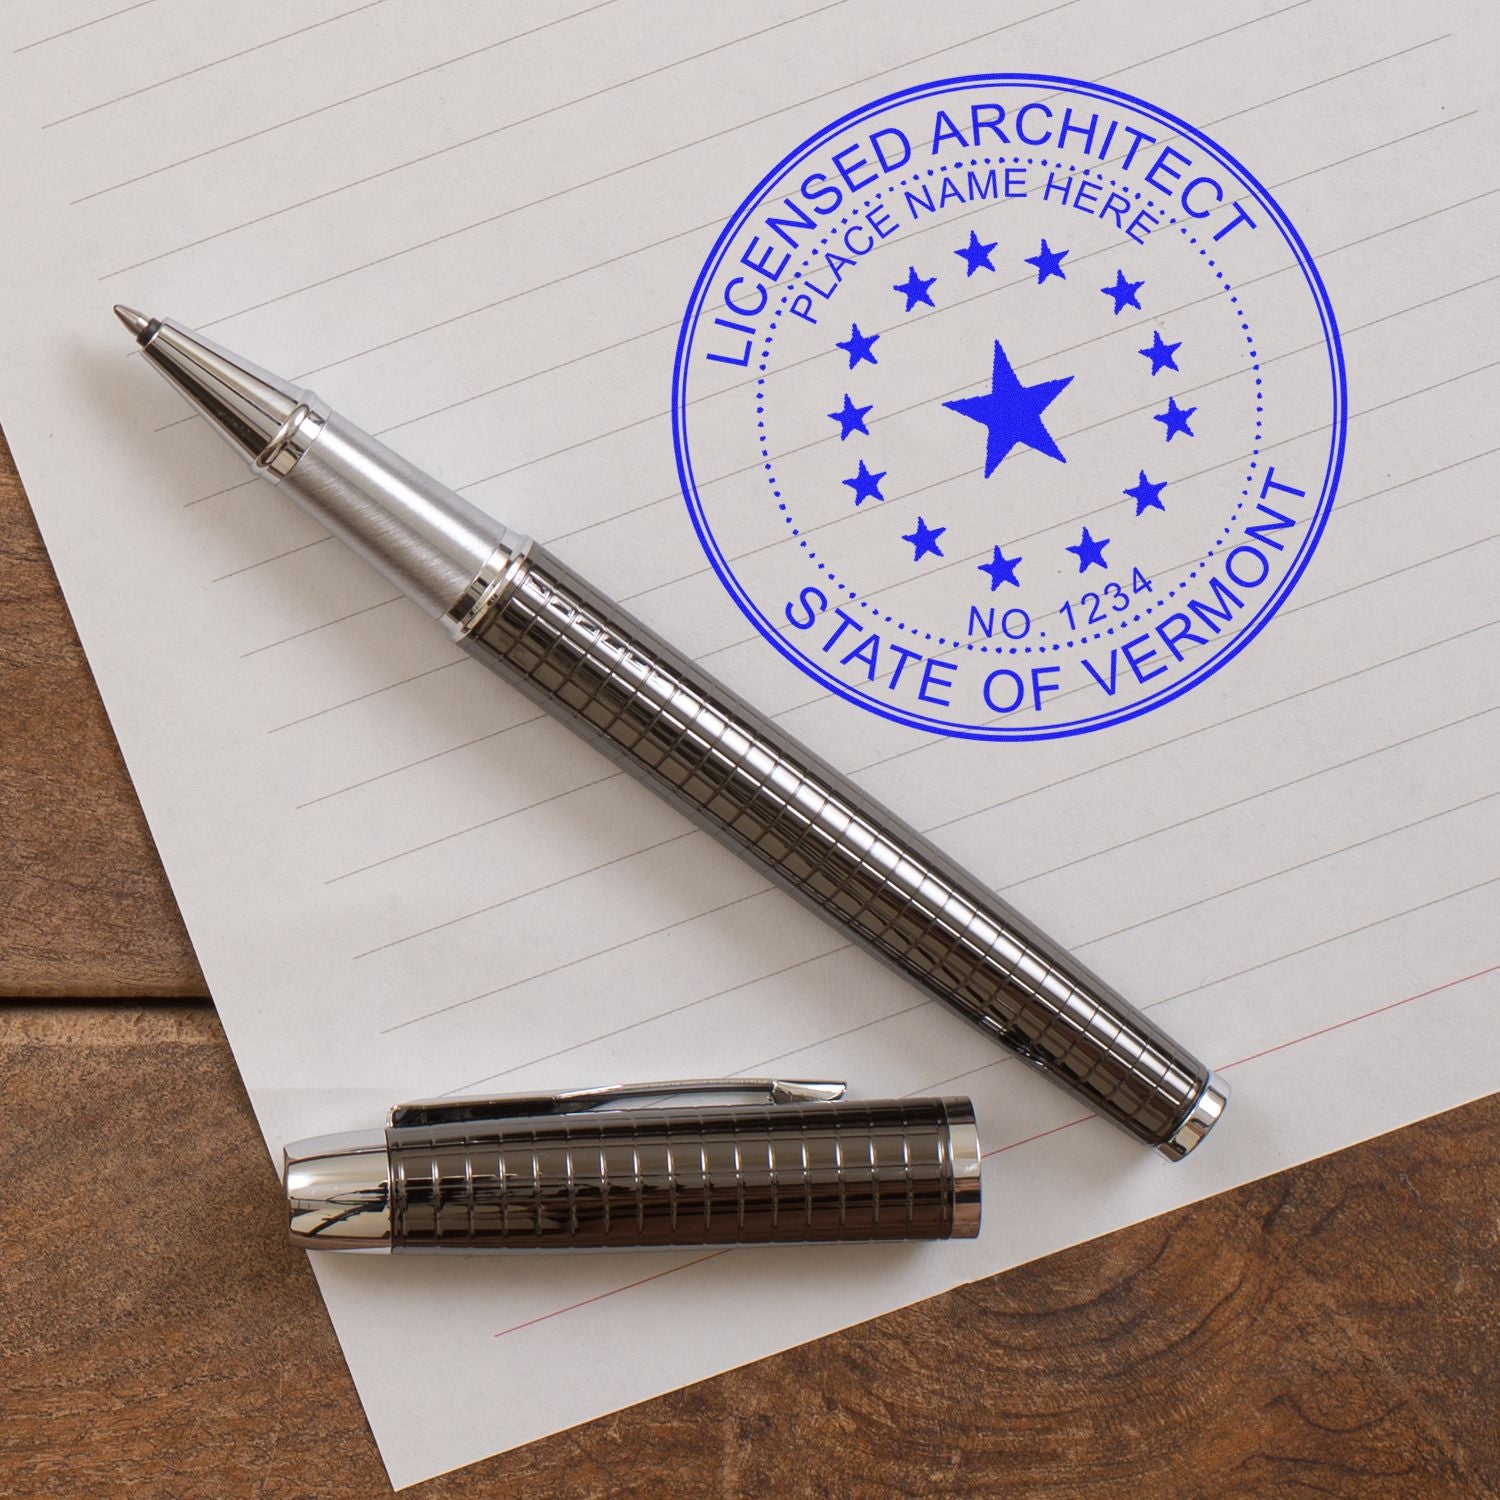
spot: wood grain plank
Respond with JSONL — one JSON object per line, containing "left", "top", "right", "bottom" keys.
{"left": 0, "top": 426, "right": 205, "bottom": 996}
{"left": 0, "top": 1004, "right": 1494, "bottom": 1498}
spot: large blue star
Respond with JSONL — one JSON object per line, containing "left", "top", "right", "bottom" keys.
{"left": 1124, "top": 469, "right": 1167, "bottom": 514}
{"left": 828, "top": 393, "right": 872, "bottom": 440}
{"left": 978, "top": 544, "right": 1023, "bottom": 590}
{"left": 1024, "top": 238, "right": 1069, "bottom": 284}
{"left": 842, "top": 458, "right": 887, "bottom": 506}
{"left": 943, "top": 339, "right": 1074, "bottom": 477}
{"left": 893, "top": 265, "right": 937, "bottom": 311}
{"left": 902, "top": 516, "right": 946, "bottom": 561}
{"left": 837, "top": 323, "right": 880, "bottom": 368}
{"left": 1139, "top": 330, "right": 1181, "bottom": 375}
{"left": 1067, "top": 526, "right": 1111, "bottom": 571}
{"left": 1154, "top": 395, "right": 1197, "bottom": 441}
{"left": 1101, "top": 269, "right": 1144, "bottom": 316}
{"left": 954, "top": 229, "right": 998, "bottom": 276}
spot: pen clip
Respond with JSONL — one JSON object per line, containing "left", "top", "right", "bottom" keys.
{"left": 387, "top": 1078, "right": 846, "bottom": 1129}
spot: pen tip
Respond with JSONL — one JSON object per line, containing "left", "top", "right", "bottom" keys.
{"left": 112, "top": 304, "right": 155, "bottom": 343}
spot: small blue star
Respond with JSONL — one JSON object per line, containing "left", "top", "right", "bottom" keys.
{"left": 954, "top": 229, "right": 998, "bottom": 276}
{"left": 1139, "top": 330, "right": 1181, "bottom": 375}
{"left": 842, "top": 458, "right": 887, "bottom": 506}
{"left": 828, "top": 394, "right": 872, "bottom": 440}
{"left": 943, "top": 338, "right": 1073, "bottom": 477}
{"left": 1124, "top": 470, "right": 1167, "bottom": 515}
{"left": 1024, "top": 238, "right": 1069, "bottom": 284}
{"left": 892, "top": 265, "right": 937, "bottom": 311}
{"left": 977, "top": 544, "right": 1023, "bottom": 590}
{"left": 1101, "top": 269, "right": 1144, "bottom": 316}
{"left": 1154, "top": 396, "right": 1197, "bottom": 441}
{"left": 836, "top": 323, "right": 881, "bottom": 368}
{"left": 902, "top": 516, "right": 946, "bottom": 561}
{"left": 1067, "top": 526, "right": 1111, "bottom": 572}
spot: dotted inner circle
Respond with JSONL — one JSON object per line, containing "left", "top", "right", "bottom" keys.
{"left": 754, "top": 153, "right": 1264, "bottom": 655}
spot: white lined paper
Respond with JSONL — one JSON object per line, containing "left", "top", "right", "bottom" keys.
{"left": 2, "top": 0, "right": 1496, "bottom": 1486}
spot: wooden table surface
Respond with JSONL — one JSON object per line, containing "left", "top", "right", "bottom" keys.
{"left": 2, "top": 427, "right": 1496, "bottom": 1498}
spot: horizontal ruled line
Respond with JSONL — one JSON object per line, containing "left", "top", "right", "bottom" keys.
{"left": 1005, "top": 703, "right": 1500, "bottom": 891}
{"left": 13, "top": 0, "right": 158, "bottom": 53}
{"left": 351, "top": 828, "right": 701, "bottom": 960}
{"left": 1079, "top": 789, "right": 1500, "bottom": 949}
{"left": 69, "top": 0, "right": 628, "bottom": 202}
{"left": 43, "top": 0, "right": 394, "bottom": 128}
{"left": 299, "top": 712, "right": 547, "bottom": 808}
{"left": 240, "top": 594, "right": 402, "bottom": 657}
{"left": 379, "top": 887, "right": 772, "bottom": 1028}
{"left": 267, "top": 659, "right": 469, "bottom": 734}
{"left": 324, "top": 769, "right": 620, "bottom": 882}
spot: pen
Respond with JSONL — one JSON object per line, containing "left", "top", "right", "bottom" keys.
{"left": 115, "top": 307, "right": 1227, "bottom": 1159}
{"left": 283, "top": 1079, "right": 981, "bottom": 1251}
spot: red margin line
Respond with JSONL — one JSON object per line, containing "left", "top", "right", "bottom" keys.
{"left": 493, "top": 961, "right": 1500, "bottom": 1339}
{"left": 1215, "top": 961, "right": 1500, "bottom": 1072}
{"left": 982, "top": 1114, "right": 1092, "bottom": 1158}
{"left": 495, "top": 1250, "right": 732, "bottom": 1339}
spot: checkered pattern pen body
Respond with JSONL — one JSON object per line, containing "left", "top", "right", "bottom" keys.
{"left": 464, "top": 549, "right": 1216, "bottom": 1153}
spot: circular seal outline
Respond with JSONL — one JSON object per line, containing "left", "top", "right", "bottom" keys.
{"left": 671, "top": 73, "right": 1349, "bottom": 741}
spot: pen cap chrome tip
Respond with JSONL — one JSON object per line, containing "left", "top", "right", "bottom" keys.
{"left": 283, "top": 1129, "right": 393, "bottom": 1251}
{"left": 1156, "top": 1072, "right": 1230, "bottom": 1161}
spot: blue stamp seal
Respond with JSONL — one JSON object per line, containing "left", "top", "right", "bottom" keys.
{"left": 672, "top": 75, "right": 1347, "bottom": 740}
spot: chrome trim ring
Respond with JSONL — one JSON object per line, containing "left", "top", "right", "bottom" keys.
{"left": 443, "top": 537, "right": 534, "bottom": 640}
{"left": 946, "top": 1109, "right": 983, "bottom": 1238}
{"left": 253, "top": 400, "right": 326, "bottom": 480}
{"left": 1157, "top": 1072, "right": 1230, "bottom": 1161}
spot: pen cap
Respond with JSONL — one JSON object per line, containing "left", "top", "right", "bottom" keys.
{"left": 387, "top": 1095, "right": 980, "bottom": 1251}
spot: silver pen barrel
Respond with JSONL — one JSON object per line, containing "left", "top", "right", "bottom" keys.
{"left": 118, "top": 310, "right": 1227, "bottom": 1159}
